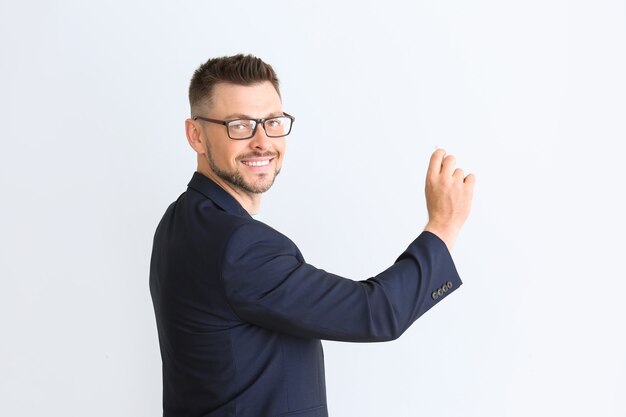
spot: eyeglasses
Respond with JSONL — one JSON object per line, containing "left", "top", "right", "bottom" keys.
{"left": 193, "top": 112, "right": 295, "bottom": 140}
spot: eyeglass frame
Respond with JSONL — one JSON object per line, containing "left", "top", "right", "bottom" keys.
{"left": 192, "top": 112, "right": 295, "bottom": 140}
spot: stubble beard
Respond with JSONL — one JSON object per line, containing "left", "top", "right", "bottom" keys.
{"left": 206, "top": 150, "right": 280, "bottom": 194}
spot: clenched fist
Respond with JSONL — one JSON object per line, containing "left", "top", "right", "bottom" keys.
{"left": 424, "top": 148, "right": 475, "bottom": 250}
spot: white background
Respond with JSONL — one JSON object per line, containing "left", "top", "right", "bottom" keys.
{"left": 1, "top": 1, "right": 625, "bottom": 416}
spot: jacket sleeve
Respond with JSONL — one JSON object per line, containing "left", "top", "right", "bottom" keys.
{"left": 220, "top": 222, "right": 462, "bottom": 342}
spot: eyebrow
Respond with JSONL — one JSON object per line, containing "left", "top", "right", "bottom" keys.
{"left": 223, "top": 111, "right": 284, "bottom": 120}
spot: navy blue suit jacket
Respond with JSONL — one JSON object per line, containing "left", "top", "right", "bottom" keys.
{"left": 149, "top": 172, "right": 462, "bottom": 417}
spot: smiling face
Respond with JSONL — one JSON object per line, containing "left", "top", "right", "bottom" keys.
{"left": 186, "top": 81, "right": 286, "bottom": 198}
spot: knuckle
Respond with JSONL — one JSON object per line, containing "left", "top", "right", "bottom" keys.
{"left": 441, "top": 176, "right": 453, "bottom": 187}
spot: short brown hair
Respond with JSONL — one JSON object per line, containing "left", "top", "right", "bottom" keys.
{"left": 188, "top": 54, "right": 280, "bottom": 115}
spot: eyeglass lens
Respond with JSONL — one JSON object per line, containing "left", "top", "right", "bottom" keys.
{"left": 227, "top": 117, "right": 292, "bottom": 139}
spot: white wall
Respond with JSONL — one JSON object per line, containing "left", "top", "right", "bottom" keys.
{"left": 1, "top": 1, "right": 625, "bottom": 416}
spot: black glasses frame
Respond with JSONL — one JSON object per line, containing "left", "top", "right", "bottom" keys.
{"left": 193, "top": 112, "right": 295, "bottom": 140}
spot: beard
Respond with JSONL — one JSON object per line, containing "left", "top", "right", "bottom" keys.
{"left": 206, "top": 149, "right": 280, "bottom": 194}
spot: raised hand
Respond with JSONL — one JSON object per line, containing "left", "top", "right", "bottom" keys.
{"left": 424, "top": 148, "right": 476, "bottom": 250}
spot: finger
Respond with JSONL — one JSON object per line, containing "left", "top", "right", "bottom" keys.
{"left": 453, "top": 168, "right": 465, "bottom": 180}
{"left": 428, "top": 148, "right": 446, "bottom": 176}
{"left": 463, "top": 173, "right": 476, "bottom": 189}
{"left": 441, "top": 154, "right": 457, "bottom": 177}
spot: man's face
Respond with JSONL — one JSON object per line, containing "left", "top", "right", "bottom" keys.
{"left": 195, "top": 81, "right": 286, "bottom": 195}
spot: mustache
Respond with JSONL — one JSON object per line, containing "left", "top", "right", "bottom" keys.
{"left": 237, "top": 151, "right": 278, "bottom": 160}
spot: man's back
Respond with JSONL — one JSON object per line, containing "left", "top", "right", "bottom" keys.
{"left": 150, "top": 173, "right": 328, "bottom": 416}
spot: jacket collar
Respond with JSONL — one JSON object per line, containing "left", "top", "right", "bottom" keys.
{"left": 187, "top": 171, "right": 251, "bottom": 218}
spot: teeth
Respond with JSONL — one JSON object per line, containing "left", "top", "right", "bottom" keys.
{"left": 243, "top": 160, "right": 270, "bottom": 167}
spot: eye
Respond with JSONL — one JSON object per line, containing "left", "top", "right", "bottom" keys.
{"left": 267, "top": 119, "right": 283, "bottom": 128}
{"left": 230, "top": 120, "right": 254, "bottom": 130}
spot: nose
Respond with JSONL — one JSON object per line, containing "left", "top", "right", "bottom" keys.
{"left": 248, "top": 123, "right": 272, "bottom": 151}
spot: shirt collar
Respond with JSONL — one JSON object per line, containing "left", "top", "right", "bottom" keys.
{"left": 187, "top": 171, "right": 251, "bottom": 218}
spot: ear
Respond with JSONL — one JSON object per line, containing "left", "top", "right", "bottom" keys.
{"left": 185, "top": 118, "right": 206, "bottom": 155}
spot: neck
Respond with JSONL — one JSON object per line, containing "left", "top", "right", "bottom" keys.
{"left": 197, "top": 166, "right": 262, "bottom": 215}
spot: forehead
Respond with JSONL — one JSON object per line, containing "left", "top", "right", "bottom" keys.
{"left": 211, "top": 81, "right": 282, "bottom": 118}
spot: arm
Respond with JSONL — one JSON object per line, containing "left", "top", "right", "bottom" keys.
{"left": 220, "top": 223, "right": 461, "bottom": 342}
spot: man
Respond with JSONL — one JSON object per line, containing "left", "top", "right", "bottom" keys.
{"left": 150, "top": 54, "right": 475, "bottom": 417}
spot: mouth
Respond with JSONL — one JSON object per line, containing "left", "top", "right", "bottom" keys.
{"left": 240, "top": 155, "right": 277, "bottom": 169}
{"left": 241, "top": 158, "right": 272, "bottom": 167}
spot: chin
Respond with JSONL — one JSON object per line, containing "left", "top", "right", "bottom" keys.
{"left": 246, "top": 172, "right": 279, "bottom": 194}
{"left": 249, "top": 179, "right": 275, "bottom": 194}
